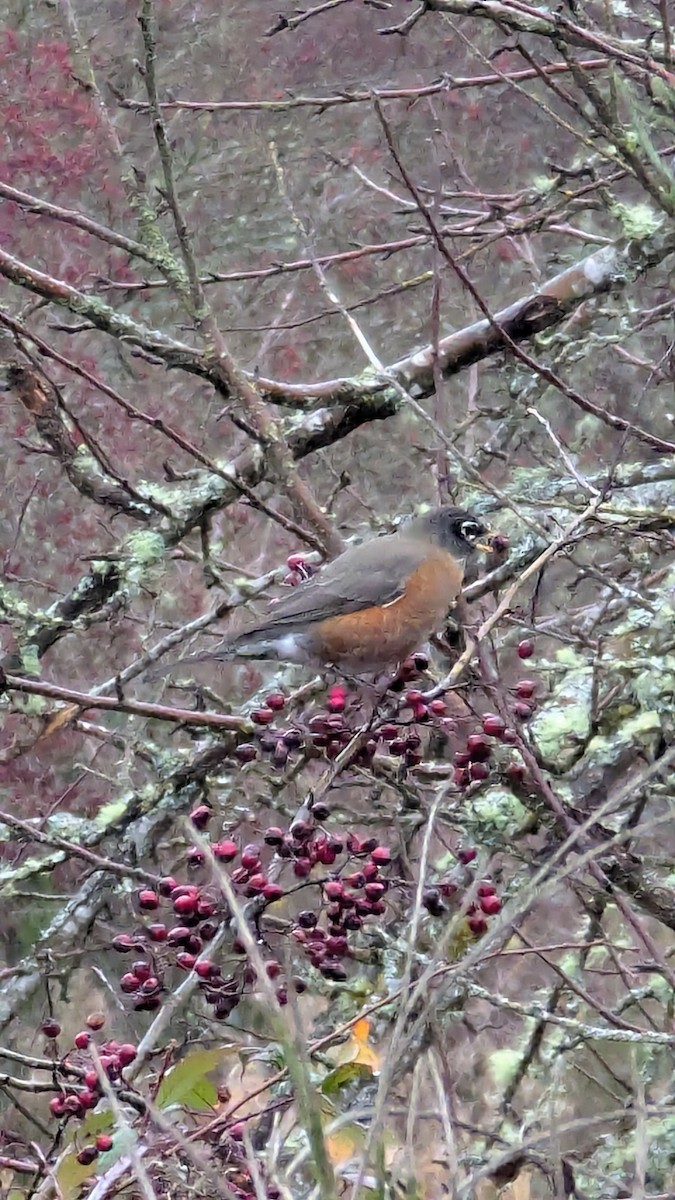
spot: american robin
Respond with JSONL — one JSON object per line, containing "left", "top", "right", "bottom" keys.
{"left": 153, "top": 505, "right": 492, "bottom": 675}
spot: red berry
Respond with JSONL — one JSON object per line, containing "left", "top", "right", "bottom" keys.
{"left": 246, "top": 873, "right": 268, "bottom": 892}
{"left": 41, "top": 1019, "right": 61, "bottom": 1039}
{"left": 480, "top": 894, "right": 502, "bottom": 915}
{"left": 251, "top": 708, "right": 275, "bottom": 726}
{"left": 323, "top": 880, "right": 344, "bottom": 901}
{"left": 158, "top": 876, "right": 179, "bottom": 896}
{"left": 120, "top": 973, "right": 140, "bottom": 993}
{"left": 138, "top": 888, "right": 160, "bottom": 910}
{"left": 477, "top": 882, "right": 496, "bottom": 897}
{"left": 176, "top": 952, "right": 196, "bottom": 970}
{"left": 213, "top": 839, "right": 238, "bottom": 861}
{"left": 470, "top": 762, "right": 490, "bottom": 781}
{"left": 517, "top": 638, "right": 534, "bottom": 659}
{"left": 77, "top": 1146, "right": 98, "bottom": 1166}
{"left": 287, "top": 553, "right": 306, "bottom": 571}
{"left": 117, "top": 1043, "right": 137, "bottom": 1067}
{"left": 454, "top": 751, "right": 471, "bottom": 768}
{"left": 111, "top": 934, "right": 135, "bottom": 952}
{"left": 49, "top": 1096, "right": 65, "bottom": 1117}
{"left": 454, "top": 768, "right": 470, "bottom": 788}
{"left": 468, "top": 914, "right": 488, "bottom": 935}
{"left": 131, "top": 960, "right": 152, "bottom": 982}
{"left": 190, "top": 805, "right": 212, "bottom": 829}
{"left": 502, "top": 727, "right": 519, "bottom": 744}
{"left": 516, "top": 679, "right": 536, "bottom": 699}
{"left": 293, "top": 858, "right": 312, "bottom": 878}
{"left": 266, "top": 692, "right": 286, "bottom": 711}
{"left": 230, "top": 1120, "right": 246, "bottom": 1141}
{"left": 96, "top": 1134, "right": 114, "bottom": 1153}
{"left": 79, "top": 1089, "right": 98, "bottom": 1111}
{"left": 263, "top": 882, "right": 284, "bottom": 901}
{"left": 195, "top": 959, "right": 216, "bottom": 978}
{"left": 167, "top": 925, "right": 191, "bottom": 945}
{"left": 429, "top": 698, "right": 447, "bottom": 715}
{"left": 74, "top": 1031, "right": 91, "bottom": 1050}
{"left": 84, "top": 1070, "right": 99, "bottom": 1090}
{"left": 482, "top": 714, "right": 506, "bottom": 737}
{"left": 64, "top": 1094, "right": 83, "bottom": 1114}
{"left": 174, "top": 894, "right": 198, "bottom": 916}
{"left": 140, "top": 977, "right": 160, "bottom": 996}
{"left": 405, "top": 689, "right": 424, "bottom": 706}
{"left": 457, "top": 847, "right": 477, "bottom": 864}
{"left": 264, "top": 826, "right": 285, "bottom": 845}
{"left": 148, "top": 922, "right": 168, "bottom": 942}
{"left": 369, "top": 846, "right": 391, "bottom": 866}
{"left": 513, "top": 701, "right": 533, "bottom": 720}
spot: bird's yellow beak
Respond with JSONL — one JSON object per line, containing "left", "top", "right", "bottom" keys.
{"left": 475, "top": 537, "right": 495, "bottom": 553}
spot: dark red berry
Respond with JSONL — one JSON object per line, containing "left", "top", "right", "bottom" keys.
{"left": 146, "top": 922, "right": 167, "bottom": 942}
{"left": 263, "top": 882, "right": 284, "bottom": 901}
{"left": 74, "top": 1031, "right": 90, "bottom": 1050}
{"left": 266, "top": 692, "right": 286, "bottom": 711}
{"left": 158, "top": 876, "right": 178, "bottom": 897}
{"left": 79, "top": 1089, "right": 98, "bottom": 1111}
{"left": 517, "top": 638, "right": 534, "bottom": 659}
{"left": 131, "top": 960, "right": 152, "bottom": 983}
{"left": 467, "top": 735, "right": 491, "bottom": 762}
{"left": 49, "top": 1096, "right": 66, "bottom": 1117}
{"left": 470, "top": 761, "right": 490, "bottom": 781}
{"left": 468, "top": 914, "right": 488, "bottom": 935}
{"left": 138, "top": 888, "right": 160, "bottom": 911}
{"left": 120, "top": 973, "right": 140, "bottom": 994}
{"left": 454, "top": 751, "right": 471, "bottom": 768}
{"left": 234, "top": 742, "right": 258, "bottom": 763}
{"left": 41, "top": 1019, "right": 61, "bottom": 1039}
{"left": 480, "top": 894, "right": 502, "bottom": 915}
{"left": 457, "top": 847, "right": 477, "bottom": 864}
{"left": 77, "top": 1146, "right": 99, "bottom": 1166}
{"left": 241, "top": 843, "right": 262, "bottom": 870}
{"left": 190, "top": 805, "right": 212, "bottom": 829}
{"left": 251, "top": 708, "right": 275, "bottom": 726}
{"left": 506, "top": 762, "right": 526, "bottom": 783}
{"left": 454, "top": 768, "right": 470, "bottom": 788}
{"left": 477, "top": 882, "right": 496, "bottom": 897}
{"left": 247, "top": 873, "right": 268, "bottom": 892}
{"left": 264, "top": 826, "right": 285, "bottom": 845}
{"left": 513, "top": 701, "right": 533, "bottom": 720}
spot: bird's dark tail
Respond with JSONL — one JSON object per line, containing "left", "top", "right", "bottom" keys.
{"left": 144, "top": 641, "right": 237, "bottom": 680}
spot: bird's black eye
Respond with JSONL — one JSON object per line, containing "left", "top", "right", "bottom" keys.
{"left": 460, "top": 519, "right": 483, "bottom": 541}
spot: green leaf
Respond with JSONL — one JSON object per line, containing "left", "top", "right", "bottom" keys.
{"left": 321, "top": 1061, "right": 373, "bottom": 1096}
{"left": 156, "top": 1045, "right": 234, "bottom": 1112}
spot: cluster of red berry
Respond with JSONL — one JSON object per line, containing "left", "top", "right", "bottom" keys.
{"left": 422, "top": 846, "right": 502, "bottom": 934}
{"left": 42, "top": 1013, "right": 127, "bottom": 1158}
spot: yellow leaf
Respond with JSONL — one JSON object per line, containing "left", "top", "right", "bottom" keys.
{"left": 331, "top": 1017, "right": 380, "bottom": 1073}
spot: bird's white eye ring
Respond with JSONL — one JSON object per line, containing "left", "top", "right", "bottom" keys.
{"left": 460, "top": 520, "right": 482, "bottom": 540}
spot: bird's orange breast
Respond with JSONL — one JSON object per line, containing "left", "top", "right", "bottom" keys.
{"left": 310, "top": 548, "right": 464, "bottom": 669}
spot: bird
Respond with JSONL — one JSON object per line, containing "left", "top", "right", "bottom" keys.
{"left": 151, "top": 505, "right": 492, "bottom": 676}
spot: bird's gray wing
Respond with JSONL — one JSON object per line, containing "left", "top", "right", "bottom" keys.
{"left": 241, "top": 536, "right": 424, "bottom": 632}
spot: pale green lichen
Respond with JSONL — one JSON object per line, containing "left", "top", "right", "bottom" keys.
{"left": 124, "top": 529, "right": 166, "bottom": 565}
{"left": 612, "top": 201, "right": 663, "bottom": 239}
{"left": 584, "top": 710, "right": 662, "bottom": 767}
{"left": 468, "top": 787, "right": 529, "bottom": 835}
{"left": 530, "top": 667, "right": 593, "bottom": 770}
{"left": 489, "top": 1047, "right": 522, "bottom": 1089}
